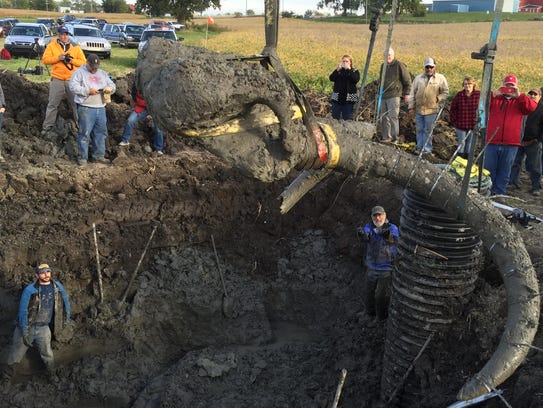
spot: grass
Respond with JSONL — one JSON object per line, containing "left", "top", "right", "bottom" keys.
{"left": 203, "top": 16, "right": 543, "bottom": 96}
{"left": 0, "top": 9, "right": 541, "bottom": 98}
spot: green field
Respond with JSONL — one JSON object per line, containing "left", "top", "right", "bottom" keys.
{"left": 0, "top": 11, "right": 541, "bottom": 97}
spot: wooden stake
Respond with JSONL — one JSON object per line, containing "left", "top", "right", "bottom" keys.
{"left": 331, "top": 368, "right": 347, "bottom": 408}
{"left": 120, "top": 224, "right": 158, "bottom": 304}
{"left": 92, "top": 222, "right": 104, "bottom": 303}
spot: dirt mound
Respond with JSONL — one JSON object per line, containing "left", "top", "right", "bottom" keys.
{"left": 0, "top": 69, "right": 542, "bottom": 408}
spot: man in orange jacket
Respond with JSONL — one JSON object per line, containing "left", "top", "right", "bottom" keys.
{"left": 41, "top": 26, "right": 86, "bottom": 135}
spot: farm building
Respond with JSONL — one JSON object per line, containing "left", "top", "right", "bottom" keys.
{"left": 519, "top": 0, "right": 543, "bottom": 12}
{"left": 432, "top": 0, "right": 519, "bottom": 12}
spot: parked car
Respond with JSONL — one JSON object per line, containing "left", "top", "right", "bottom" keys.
{"left": 147, "top": 21, "right": 172, "bottom": 31}
{"left": 2, "top": 18, "right": 19, "bottom": 36}
{"left": 138, "top": 28, "right": 182, "bottom": 53}
{"left": 79, "top": 18, "right": 100, "bottom": 28}
{"left": 3, "top": 22, "right": 52, "bottom": 58}
{"left": 36, "top": 18, "right": 58, "bottom": 35}
{"left": 119, "top": 24, "right": 145, "bottom": 48}
{"left": 166, "top": 21, "right": 185, "bottom": 31}
{"left": 101, "top": 23, "right": 124, "bottom": 44}
{"left": 97, "top": 19, "right": 108, "bottom": 30}
{"left": 58, "top": 14, "right": 76, "bottom": 25}
{"left": 67, "top": 23, "right": 111, "bottom": 59}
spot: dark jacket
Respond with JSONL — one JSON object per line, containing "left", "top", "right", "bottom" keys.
{"left": 360, "top": 221, "right": 399, "bottom": 272}
{"left": 330, "top": 68, "right": 360, "bottom": 105}
{"left": 522, "top": 101, "right": 543, "bottom": 143}
{"left": 17, "top": 280, "right": 70, "bottom": 337}
{"left": 379, "top": 59, "right": 411, "bottom": 99}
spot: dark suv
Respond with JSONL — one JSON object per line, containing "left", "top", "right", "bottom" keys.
{"left": 2, "top": 18, "right": 19, "bottom": 36}
{"left": 36, "top": 18, "right": 58, "bottom": 35}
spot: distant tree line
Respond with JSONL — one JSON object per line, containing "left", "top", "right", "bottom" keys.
{"left": 317, "top": 0, "right": 426, "bottom": 17}
{"left": 0, "top": 0, "right": 130, "bottom": 13}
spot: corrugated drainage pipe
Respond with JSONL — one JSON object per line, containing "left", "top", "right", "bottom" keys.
{"left": 381, "top": 189, "right": 484, "bottom": 406}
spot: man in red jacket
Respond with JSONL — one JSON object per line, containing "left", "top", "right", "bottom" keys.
{"left": 484, "top": 75, "right": 537, "bottom": 195}
{"left": 118, "top": 84, "right": 164, "bottom": 155}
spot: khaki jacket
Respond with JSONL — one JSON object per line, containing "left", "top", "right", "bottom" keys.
{"left": 408, "top": 72, "right": 449, "bottom": 115}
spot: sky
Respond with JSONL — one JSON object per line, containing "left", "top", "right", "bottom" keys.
{"left": 205, "top": 0, "right": 337, "bottom": 16}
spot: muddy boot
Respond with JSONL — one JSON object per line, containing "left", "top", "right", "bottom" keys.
{"left": 45, "top": 365, "right": 59, "bottom": 384}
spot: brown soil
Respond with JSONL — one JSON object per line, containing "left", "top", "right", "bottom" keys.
{"left": 0, "top": 69, "right": 542, "bottom": 408}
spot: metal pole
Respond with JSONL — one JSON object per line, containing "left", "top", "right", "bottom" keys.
{"left": 458, "top": 0, "right": 504, "bottom": 217}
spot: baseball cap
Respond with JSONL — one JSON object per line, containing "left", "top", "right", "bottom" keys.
{"left": 58, "top": 26, "right": 70, "bottom": 35}
{"left": 86, "top": 54, "right": 100, "bottom": 69}
{"left": 424, "top": 58, "right": 435, "bottom": 67}
{"left": 36, "top": 263, "right": 52, "bottom": 274}
{"left": 503, "top": 75, "right": 517, "bottom": 86}
{"left": 371, "top": 205, "right": 386, "bottom": 215}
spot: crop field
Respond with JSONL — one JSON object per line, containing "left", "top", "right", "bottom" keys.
{"left": 0, "top": 8, "right": 541, "bottom": 96}
{"left": 205, "top": 16, "right": 542, "bottom": 95}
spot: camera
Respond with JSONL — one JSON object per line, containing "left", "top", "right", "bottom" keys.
{"left": 500, "top": 86, "right": 515, "bottom": 95}
{"left": 64, "top": 53, "right": 72, "bottom": 63}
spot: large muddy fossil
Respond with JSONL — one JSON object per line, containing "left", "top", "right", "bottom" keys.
{"left": 136, "top": 39, "right": 539, "bottom": 403}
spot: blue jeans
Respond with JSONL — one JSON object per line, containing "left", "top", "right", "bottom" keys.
{"left": 7, "top": 325, "right": 54, "bottom": 369}
{"left": 455, "top": 129, "right": 473, "bottom": 155}
{"left": 415, "top": 113, "right": 437, "bottom": 152}
{"left": 121, "top": 109, "right": 164, "bottom": 151}
{"left": 77, "top": 105, "right": 107, "bottom": 162}
{"left": 510, "top": 141, "right": 542, "bottom": 191}
{"left": 484, "top": 144, "right": 518, "bottom": 195}
{"left": 331, "top": 102, "right": 354, "bottom": 121}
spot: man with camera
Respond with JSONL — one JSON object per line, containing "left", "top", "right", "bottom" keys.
{"left": 357, "top": 205, "right": 399, "bottom": 322}
{"left": 41, "top": 26, "right": 85, "bottom": 136}
{"left": 484, "top": 75, "right": 538, "bottom": 196}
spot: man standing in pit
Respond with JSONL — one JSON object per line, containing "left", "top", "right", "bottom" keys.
{"left": 41, "top": 26, "right": 85, "bottom": 135}
{"left": 2, "top": 263, "right": 70, "bottom": 380}
{"left": 357, "top": 206, "right": 399, "bottom": 321}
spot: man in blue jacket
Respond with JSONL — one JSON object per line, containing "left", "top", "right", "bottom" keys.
{"left": 3, "top": 263, "right": 70, "bottom": 378}
{"left": 357, "top": 206, "right": 399, "bottom": 321}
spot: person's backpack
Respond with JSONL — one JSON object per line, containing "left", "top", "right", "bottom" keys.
{"left": 1, "top": 48, "right": 12, "bottom": 60}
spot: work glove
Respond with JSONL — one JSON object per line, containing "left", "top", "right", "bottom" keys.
{"left": 357, "top": 226, "right": 371, "bottom": 242}
{"left": 23, "top": 332, "right": 32, "bottom": 347}
{"left": 102, "top": 86, "right": 113, "bottom": 104}
{"left": 380, "top": 222, "right": 396, "bottom": 244}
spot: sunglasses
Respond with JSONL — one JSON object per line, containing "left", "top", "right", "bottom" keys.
{"left": 425, "top": 65, "right": 435, "bottom": 69}
{"left": 528, "top": 92, "right": 539, "bottom": 96}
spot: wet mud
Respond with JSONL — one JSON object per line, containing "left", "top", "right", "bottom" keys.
{"left": 0, "top": 63, "right": 542, "bottom": 408}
